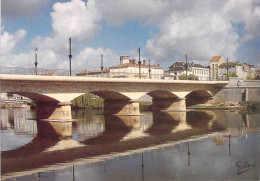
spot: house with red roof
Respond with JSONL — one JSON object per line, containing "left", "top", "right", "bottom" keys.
{"left": 210, "top": 56, "right": 256, "bottom": 80}
{"left": 210, "top": 56, "right": 225, "bottom": 80}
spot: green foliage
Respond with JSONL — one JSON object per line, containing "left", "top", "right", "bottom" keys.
{"left": 179, "top": 74, "right": 199, "bottom": 80}
{"left": 239, "top": 101, "right": 260, "bottom": 112}
{"left": 246, "top": 76, "right": 257, "bottom": 80}
{"left": 139, "top": 102, "right": 152, "bottom": 110}
{"left": 72, "top": 93, "right": 104, "bottom": 109}
{"left": 226, "top": 103, "right": 235, "bottom": 106}
{"left": 218, "top": 103, "right": 226, "bottom": 107}
{"left": 188, "top": 74, "right": 199, "bottom": 80}
{"left": 228, "top": 72, "right": 237, "bottom": 77}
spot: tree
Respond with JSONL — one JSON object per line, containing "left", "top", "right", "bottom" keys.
{"left": 188, "top": 74, "right": 199, "bottom": 80}
{"left": 178, "top": 74, "right": 187, "bottom": 80}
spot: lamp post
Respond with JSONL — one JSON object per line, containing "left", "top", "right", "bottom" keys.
{"left": 101, "top": 54, "right": 104, "bottom": 77}
{"left": 148, "top": 59, "right": 151, "bottom": 79}
{"left": 226, "top": 58, "right": 229, "bottom": 80}
{"left": 68, "top": 37, "right": 72, "bottom": 76}
{"left": 34, "top": 47, "right": 38, "bottom": 75}
{"left": 138, "top": 47, "right": 141, "bottom": 79}
{"left": 209, "top": 64, "right": 211, "bottom": 81}
{"left": 185, "top": 54, "right": 188, "bottom": 80}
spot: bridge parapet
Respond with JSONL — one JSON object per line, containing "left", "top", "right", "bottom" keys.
{"left": 0, "top": 74, "right": 229, "bottom": 115}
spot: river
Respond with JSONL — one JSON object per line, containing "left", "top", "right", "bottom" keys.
{"left": 1, "top": 108, "right": 260, "bottom": 180}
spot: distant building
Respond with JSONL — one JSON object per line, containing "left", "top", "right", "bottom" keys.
{"left": 76, "top": 56, "right": 164, "bottom": 79}
{"left": 210, "top": 56, "right": 256, "bottom": 80}
{"left": 255, "top": 70, "right": 260, "bottom": 80}
{"left": 165, "top": 61, "right": 209, "bottom": 80}
{"left": 217, "top": 61, "right": 255, "bottom": 80}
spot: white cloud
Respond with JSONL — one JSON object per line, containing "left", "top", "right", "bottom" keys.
{"left": 30, "top": 0, "right": 103, "bottom": 58}
{"left": 2, "top": 0, "right": 260, "bottom": 70}
{"left": 51, "top": 0, "right": 102, "bottom": 40}
{"left": 96, "top": 0, "right": 260, "bottom": 66}
{"left": 0, "top": 29, "right": 27, "bottom": 55}
{"left": 74, "top": 47, "right": 118, "bottom": 70}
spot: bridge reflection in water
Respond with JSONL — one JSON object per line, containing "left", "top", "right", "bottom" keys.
{"left": 1, "top": 108, "right": 260, "bottom": 180}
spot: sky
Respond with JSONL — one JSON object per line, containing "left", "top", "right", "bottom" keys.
{"left": 1, "top": 0, "right": 260, "bottom": 71}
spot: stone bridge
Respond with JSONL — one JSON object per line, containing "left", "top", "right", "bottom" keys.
{"left": 0, "top": 74, "right": 228, "bottom": 120}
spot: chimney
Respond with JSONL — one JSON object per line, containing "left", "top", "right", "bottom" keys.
{"left": 132, "top": 59, "right": 136, "bottom": 65}
{"left": 143, "top": 60, "right": 146, "bottom": 66}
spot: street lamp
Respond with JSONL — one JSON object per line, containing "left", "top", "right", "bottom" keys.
{"left": 148, "top": 59, "right": 151, "bottom": 79}
{"left": 34, "top": 47, "right": 38, "bottom": 75}
{"left": 226, "top": 57, "right": 229, "bottom": 80}
{"left": 185, "top": 54, "right": 188, "bottom": 80}
{"left": 68, "top": 37, "right": 72, "bottom": 76}
{"left": 138, "top": 47, "right": 141, "bottom": 79}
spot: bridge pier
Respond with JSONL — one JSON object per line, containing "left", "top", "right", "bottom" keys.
{"left": 152, "top": 98, "right": 186, "bottom": 111}
{"left": 104, "top": 99, "right": 140, "bottom": 115}
{"left": 36, "top": 102, "right": 72, "bottom": 120}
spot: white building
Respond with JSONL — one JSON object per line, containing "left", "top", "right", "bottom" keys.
{"left": 77, "top": 56, "right": 164, "bottom": 79}
{"left": 165, "top": 61, "right": 209, "bottom": 81}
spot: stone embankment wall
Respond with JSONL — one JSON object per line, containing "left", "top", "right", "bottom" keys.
{"left": 211, "top": 78, "right": 260, "bottom": 103}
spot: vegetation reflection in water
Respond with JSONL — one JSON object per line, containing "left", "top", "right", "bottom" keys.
{"left": 1, "top": 108, "right": 260, "bottom": 180}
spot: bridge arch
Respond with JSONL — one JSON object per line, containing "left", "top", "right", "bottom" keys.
{"left": 73, "top": 91, "right": 138, "bottom": 115}
{"left": 146, "top": 90, "right": 186, "bottom": 111}
{"left": 185, "top": 90, "right": 213, "bottom": 107}
{"left": 4, "top": 92, "right": 60, "bottom": 103}
{"left": 147, "top": 90, "right": 179, "bottom": 99}
{"left": 90, "top": 90, "right": 131, "bottom": 100}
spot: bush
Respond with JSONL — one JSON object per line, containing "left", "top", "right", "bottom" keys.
{"left": 239, "top": 101, "right": 260, "bottom": 112}
{"left": 179, "top": 74, "right": 199, "bottom": 80}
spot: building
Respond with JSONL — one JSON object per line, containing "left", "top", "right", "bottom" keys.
{"left": 165, "top": 61, "right": 209, "bottom": 81}
{"left": 255, "top": 70, "right": 260, "bottom": 80}
{"left": 76, "top": 56, "right": 164, "bottom": 79}
{"left": 217, "top": 61, "right": 255, "bottom": 80}
{"left": 210, "top": 56, "right": 225, "bottom": 80}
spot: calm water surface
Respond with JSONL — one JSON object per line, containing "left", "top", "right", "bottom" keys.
{"left": 1, "top": 108, "right": 260, "bottom": 180}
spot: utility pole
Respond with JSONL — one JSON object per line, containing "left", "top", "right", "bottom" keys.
{"left": 148, "top": 59, "right": 151, "bottom": 79}
{"left": 185, "top": 54, "right": 188, "bottom": 80}
{"left": 226, "top": 57, "right": 229, "bottom": 80}
{"left": 138, "top": 47, "right": 141, "bottom": 79}
{"left": 209, "top": 64, "right": 211, "bottom": 81}
{"left": 34, "top": 47, "right": 38, "bottom": 75}
{"left": 101, "top": 54, "right": 104, "bottom": 71}
{"left": 101, "top": 54, "right": 104, "bottom": 77}
{"left": 68, "top": 37, "right": 72, "bottom": 76}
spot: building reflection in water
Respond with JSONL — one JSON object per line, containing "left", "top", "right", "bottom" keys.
{"left": 1, "top": 108, "right": 260, "bottom": 180}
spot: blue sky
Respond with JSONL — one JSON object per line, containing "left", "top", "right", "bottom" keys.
{"left": 1, "top": 0, "right": 260, "bottom": 71}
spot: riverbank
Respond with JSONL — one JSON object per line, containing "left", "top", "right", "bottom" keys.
{"left": 189, "top": 101, "right": 260, "bottom": 113}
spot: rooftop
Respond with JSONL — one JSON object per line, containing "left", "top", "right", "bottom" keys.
{"left": 210, "top": 56, "right": 222, "bottom": 62}
{"left": 219, "top": 62, "right": 236, "bottom": 67}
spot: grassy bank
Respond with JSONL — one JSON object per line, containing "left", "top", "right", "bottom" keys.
{"left": 189, "top": 102, "right": 237, "bottom": 108}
